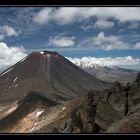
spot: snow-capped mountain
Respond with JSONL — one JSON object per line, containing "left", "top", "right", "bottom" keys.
{"left": 67, "top": 57, "right": 138, "bottom": 83}
{"left": 67, "top": 56, "right": 140, "bottom": 69}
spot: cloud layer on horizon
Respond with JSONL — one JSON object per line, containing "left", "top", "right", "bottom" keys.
{"left": 0, "top": 43, "right": 140, "bottom": 73}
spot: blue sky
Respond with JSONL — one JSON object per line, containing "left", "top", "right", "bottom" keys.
{"left": 0, "top": 7, "right": 140, "bottom": 58}
{"left": 0, "top": 7, "right": 140, "bottom": 71}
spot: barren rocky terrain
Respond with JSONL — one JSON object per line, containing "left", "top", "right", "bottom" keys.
{"left": 0, "top": 51, "right": 139, "bottom": 133}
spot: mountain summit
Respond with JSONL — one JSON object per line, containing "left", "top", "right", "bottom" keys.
{"left": 0, "top": 51, "right": 108, "bottom": 104}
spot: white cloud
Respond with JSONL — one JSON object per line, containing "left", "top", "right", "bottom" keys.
{"left": 52, "top": 8, "right": 86, "bottom": 25}
{"left": 33, "top": 7, "right": 84, "bottom": 25}
{"left": 94, "top": 19, "right": 114, "bottom": 29}
{"left": 0, "top": 42, "right": 27, "bottom": 72}
{"left": 78, "top": 32, "right": 129, "bottom": 51}
{"left": 134, "top": 42, "right": 140, "bottom": 50}
{"left": 67, "top": 56, "right": 140, "bottom": 69}
{"left": 33, "top": 8, "right": 53, "bottom": 25}
{"left": 81, "top": 19, "right": 114, "bottom": 30}
{"left": 1, "top": 25, "right": 18, "bottom": 36}
{"left": 33, "top": 7, "right": 140, "bottom": 25}
{"left": 48, "top": 36, "right": 75, "bottom": 47}
{"left": 0, "top": 25, "right": 18, "bottom": 40}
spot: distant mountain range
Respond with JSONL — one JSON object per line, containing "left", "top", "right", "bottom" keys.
{"left": 67, "top": 57, "right": 138, "bottom": 83}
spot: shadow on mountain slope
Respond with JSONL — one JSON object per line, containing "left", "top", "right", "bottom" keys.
{"left": 0, "top": 91, "right": 59, "bottom": 133}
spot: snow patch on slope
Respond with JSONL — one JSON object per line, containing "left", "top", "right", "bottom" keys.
{"left": 62, "top": 107, "right": 66, "bottom": 110}
{"left": 0, "top": 67, "right": 13, "bottom": 77}
{"left": 36, "top": 111, "right": 44, "bottom": 117}
{"left": 15, "top": 84, "right": 18, "bottom": 88}
{"left": 13, "top": 77, "right": 18, "bottom": 83}
{"left": 40, "top": 51, "right": 44, "bottom": 55}
{"left": 19, "top": 56, "right": 27, "bottom": 63}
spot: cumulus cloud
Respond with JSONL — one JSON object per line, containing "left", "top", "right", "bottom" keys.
{"left": 94, "top": 19, "right": 115, "bottom": 29}
{"left": 0, "top": 42, "right": 27, "bottom": 73}
{"left": 67, "top": 56, "right": 140, "bottom": 70}
{"left": 47, "top": 36, "right": 75, "bottom": 47}
{"left": 1, "top": 25, "right": 18, "bottom": 36}
{"left": 0, "top": 25, "right": 18, "bottom": 40}
{"left": 33, "top": 7, "right": 83, "bottom": 25}
{"left": 33, "top": 7, "right": 140, "bottom": 25}
{"left": 33, "top": 8, "right": 53, "bottom": 25}
{"left": 81, "top": 19, "right": 114, "bottom": 30}
{"left": 78, "top": 32, "right": 129, "bottom": 51}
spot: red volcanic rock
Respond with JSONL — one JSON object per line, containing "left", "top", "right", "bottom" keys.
{"left": 31, "top": 53, "right": 42, "bottom": 61}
